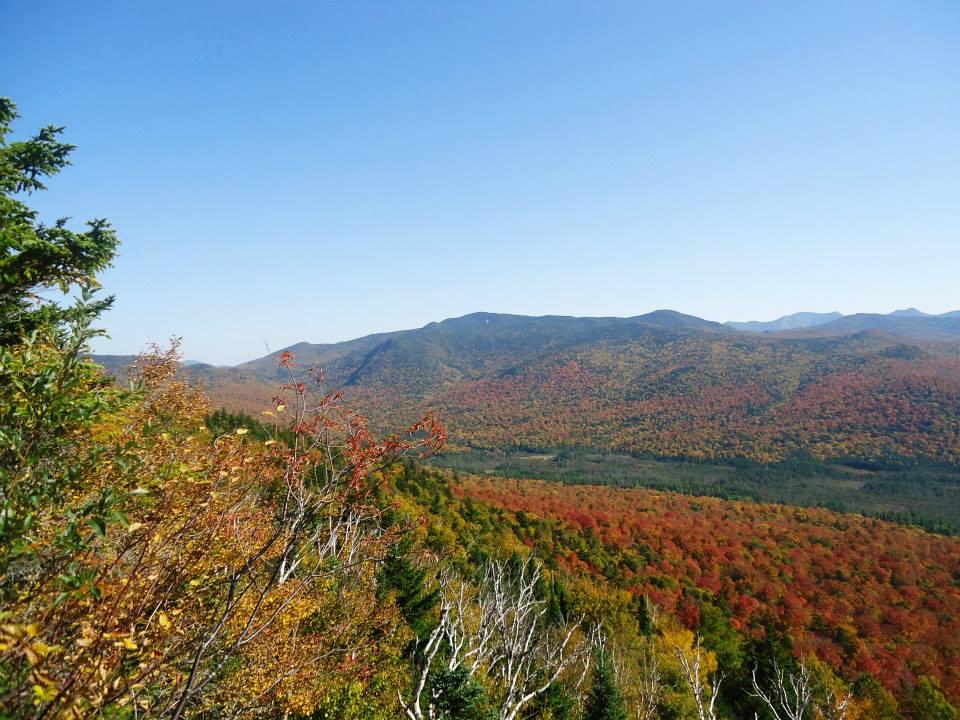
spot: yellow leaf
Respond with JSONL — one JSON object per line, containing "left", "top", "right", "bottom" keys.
{"left": 264, "top": 440, "right": 276, "bottom": 446}
{"left": 158, "top": 613, "right": 171, "bottom": 629}
{"left": 121, "top": 638, "right": 138, "bottom": 650}
{"left": 126, "top": 522, "right": 143, "bottom": 533}
{"left": 33, "top": 684, "right": 57, "bottom": 703}
{"left": 235, "top": 428, "right": 248, "bottom": 436}
{"left": 30, "top": 640, "right": 53, "bottom": 657}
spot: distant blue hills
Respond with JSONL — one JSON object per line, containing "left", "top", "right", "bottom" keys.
{"left": 726, "top": 308, "right": 960, "bottom": 333}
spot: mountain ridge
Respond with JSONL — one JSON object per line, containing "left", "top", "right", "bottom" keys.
{"left": 726, "top": 311, "right": 844, "bottom": 332}
{"left": 92, "top": 307, "right": 960, "bottom": 466}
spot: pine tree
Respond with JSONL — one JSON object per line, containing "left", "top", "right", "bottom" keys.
{"left": 0, "top": 98, "right": 118, "bottom": 344}
{"left": 379, "top": 536, "right": 439, "bottom": 655}
{"left": 582, "top": 648, "right": 628, "bottom": 720}
{"left": 430, "top": 667, "right": 496, "bottom": 720}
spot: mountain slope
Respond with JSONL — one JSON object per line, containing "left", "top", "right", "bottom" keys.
{"left": 146, "top": 311, "right": 960, "bottom": 466}
{"left": 726, "top": 311, "right": 843, "bottom": 332}
{"left": 778, "top": 313, "right": 960, "bottom": 342}
{"left": 229, "top": 310, "right": 734, "bottom": 394}
{"left": 94, "top": 311, "right": 960, "bottom": 465}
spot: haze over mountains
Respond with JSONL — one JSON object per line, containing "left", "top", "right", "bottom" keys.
{"left": 725, "top": 311, "right": 844, "bottom": 332}
{"left": 726, "top": 307, "right": 960, "bottom": 332}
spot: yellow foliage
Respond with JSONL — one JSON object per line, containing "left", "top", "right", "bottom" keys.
{"left": 1, "top": 343, "right": 432, "bottom": 719}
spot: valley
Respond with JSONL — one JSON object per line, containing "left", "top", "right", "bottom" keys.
{"left": 97, "top": 308, "right": 960, "bottom": 531}
{"left": 430, "top": 449, "right": 960, "bottom": 534}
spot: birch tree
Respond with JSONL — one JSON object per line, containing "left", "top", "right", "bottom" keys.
{"left": 750, "top": 658, "right": 851, "bottom": 720}
{"left": 401, "top": 557, "right": 593, "bottom": 720}
{"left": 675, "top": 634, "right": 723, "bottom": 720}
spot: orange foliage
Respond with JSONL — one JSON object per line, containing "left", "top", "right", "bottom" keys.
{"left": 456, "top": 475, "right": 960, "bottom": 703}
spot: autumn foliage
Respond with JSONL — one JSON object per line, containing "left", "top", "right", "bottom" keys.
{"left": 205, "top": 320, "right": 960, "bottom": 467}
{"left": 449, "top": 475, "right": 960, "bottom": 705}
{"left": 0, "top": 341, "right": 445, "bottom": 718}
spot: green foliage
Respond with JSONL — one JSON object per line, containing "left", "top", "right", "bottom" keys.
{"left": 0, "top": 97, "right": 118, "bottom": 344}
{"left": 582, "top": 648, "right": 627, "bottom": 720}
{"left": 632, "top": 594, "right": 655, "bottom": 637}
{"left": 379, "top": 535, "right": 440, "bottom": 654}
{"left": 853, "top": 676, "right": 901, "bottom": 720}
{"left": 697, "top": 602, "right": 744, "bottom": 675}
{"left": 205, "top": 407, "right": 295, "bottom": 445}
{"left": 0, "top": 98, "right": 126, "bottom": 596}
{"left": 430, "top": 668, "right": 497, "bottom": 720}
{"left": 911, "top": 677, "right": 958, "bottom": 720}
{"left": 528, "top": 682, "right": 579, "bottom": 720}
{"left": 547, "top": 575, "right": 576, "bottom": 625}
{"left": 0, "top": 297, "right": 122, "bottom": 573}
{"left": 302, "top": 678, "right": 404, "bottom": 720}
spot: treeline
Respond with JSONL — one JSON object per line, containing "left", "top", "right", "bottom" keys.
{"left": 432, "top": 447, "right": 960, "bottom": 535}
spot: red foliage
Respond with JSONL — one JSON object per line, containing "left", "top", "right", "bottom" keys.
{"left": 460, "top": 476, "right": 960, "bottom": 701}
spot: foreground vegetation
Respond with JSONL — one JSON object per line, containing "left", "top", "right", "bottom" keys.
{"left": 3, "top": 99, "right": 959, "bottom": 719}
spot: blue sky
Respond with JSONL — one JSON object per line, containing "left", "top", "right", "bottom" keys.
{"left": 5, "top": 1, "right": 959, "bottom": 364}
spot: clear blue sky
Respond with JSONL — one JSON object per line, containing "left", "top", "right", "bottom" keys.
{"left": 5, "top": 1, "right": 959, "bottom": 364}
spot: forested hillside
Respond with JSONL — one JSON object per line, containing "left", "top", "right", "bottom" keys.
{"left": 168, "top": 312, "right": 960, "bottom": 466}
{"left": 387, "top": 462, "right": 960, "bottom": 713}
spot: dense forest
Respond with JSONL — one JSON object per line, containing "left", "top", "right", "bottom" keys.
{"left": 3, "top": 100, "right": 959, "bottom": 720}
{"left": 431, "top": 449, "right": 960, "bottom": 536}
{"left": 181, "top": 310, "right": 960, "bottom": 469}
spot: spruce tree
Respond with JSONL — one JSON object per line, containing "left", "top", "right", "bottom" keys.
{"left": 582, "top": 648, "right": 628, "bottom": 720}
{"left": 0, "top": 98, "right": 118, "bottom": 344}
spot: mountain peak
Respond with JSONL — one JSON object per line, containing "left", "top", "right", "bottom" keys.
{"left": 890, "top": 308, "right": 930, "bottom": 317}
{"left": 726, "top": 312, "right": 843, "bottom": 333}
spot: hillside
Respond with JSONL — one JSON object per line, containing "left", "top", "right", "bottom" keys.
{"left": 401, "top": 467, "right": 960, "bottom": 706}
{"left": 96, "top": 310, "right": 960, "bottom": 466}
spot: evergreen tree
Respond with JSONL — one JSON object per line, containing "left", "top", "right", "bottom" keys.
{"left": 582, "top": 648, "right": 628, "bottom": 720}
{"left": 430, "top": 667, "right": 496, "bottom": 720}
{"left": 529, "top": 682, "right": 578, "bottom": 720}
{"left": 379, "top": 536, "right": 440, "bottom": 654}
{"left": 633, "top": 593, "right": 655, "bottom": 637}
{"left": 0, "top": 98, "right": 124, "bottom": 586}
{"left": 0, "top": 98, "right": 118, "bottom": 344}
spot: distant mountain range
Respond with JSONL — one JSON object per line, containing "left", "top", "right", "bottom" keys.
{"left": 726, "top": 308, "right": 960, "bottom": 333}
{"left": 726, "top": 311, "right": 843, "bottom": 332}
{"left": 93, "top": 308, "right": 960, "bottom": 465}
